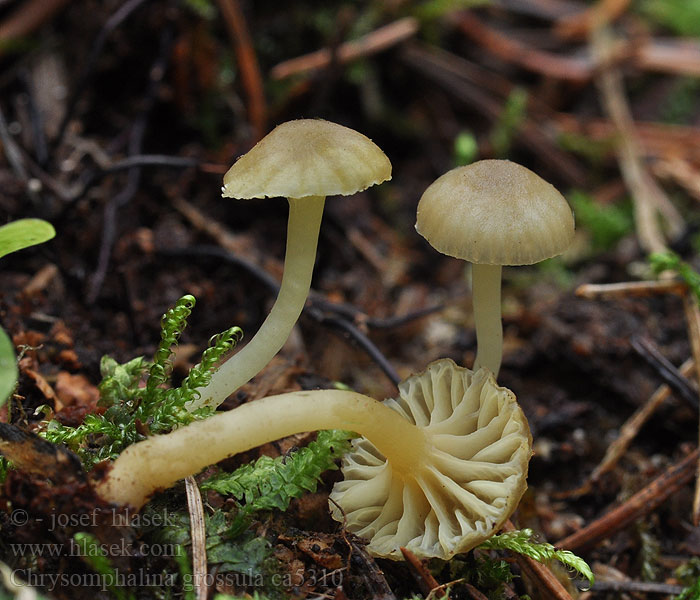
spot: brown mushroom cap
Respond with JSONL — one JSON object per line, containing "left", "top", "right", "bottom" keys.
{"left": 415, "top": 160, "right": 574, "bottom": 265}
{"left": 222, "top": 119, "right": 392, "bottom": 200}
{"left": 329, "top": 358, "right": 532, "bottom": 560}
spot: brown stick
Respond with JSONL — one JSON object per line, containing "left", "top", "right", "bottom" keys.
{"left": 681, "top": 293, "right": 700, "bottom": 525}
{"left": 185, "top": 476, "right": 208, "bottom": 600}
{"left": 554, "top": 113, "right": 700, "bottom": 165}
{"left": 575, "top": 280, "right": 687, "bottom": 300}
{"left": 557, "top": 448, "right": 699, "bottom": 552}
{"left": 400, "top": 547, "right": 446, "bottom": 598}
{"left": 0, "top": 0, "right": 70, "bottom": 50}
{"left": 592, "top": 26, "right": 684, "bottom": 252}
{"left": 452, "top": 12, "right": 591, "bottom": 82}
{"left": 216, "top": 0, "right": 266, "bottom": 141}
{"left": 554, "top": 0, "right": 631, "bottom": 40}
{"left": 502, "top": 522, "right": 574, "bottom": 600}
{"left": 270, "top": 17, "right": 419, "bottom": 80}
{"left": 588, "top": 358, "right": 695, "bottom": 488}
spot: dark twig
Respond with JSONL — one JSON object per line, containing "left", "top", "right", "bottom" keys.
{"left": 307, "top": 306, "right": 401, "bottom": 387}
{"left": 160, "top": 245, "right": 441, "bottom": 330}
{"left": 102, "top": 154, "right": 201, "bottom": 173}
{"left": 580, "top": 579, "right": 684, "bottom": 595}
{"left": 400, "top": 547, "right": 445, "bottom": 598}
{"left": 216, "top": 0, "right": 266, "bottom": 140}
{"left": 159, "top": 244, "right": 437, "bottom": 388}
{"left": 631, "top": 336, "right": 698, "bottom": 408}
{"left": 350, "top": 541, "right": 397, "bottom": 600}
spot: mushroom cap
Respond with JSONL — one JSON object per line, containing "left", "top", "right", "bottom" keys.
{"left": 222, "top": 119, "right": 392, "bottom": 200}
{"left": 415, "top": 160, "right": 574, "bottom": 265}
{"left": 329, "top": 358, "right": 532, "bottom": 560}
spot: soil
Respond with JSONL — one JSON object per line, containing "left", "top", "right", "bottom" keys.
{"left": 1, "top": 1, "right": 700, "bottom": 599}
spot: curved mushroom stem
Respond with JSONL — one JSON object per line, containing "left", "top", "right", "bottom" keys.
{"left": 190, "top": 196, "right": 326, "bottom": 410}
{"left": 472, "top": 263, "right": 503, "bottom": 377}
{"left": 96, "top": 390, "right": 428, "bottom": 510}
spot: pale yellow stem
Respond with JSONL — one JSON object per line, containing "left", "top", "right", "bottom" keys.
{"left": 96, "top": 390, "right": 427, "bottom": 510}
{"left": 472, "top": 263, "right": 503, "bottom": 377}
{"left": 190, "top": 196, "right": 326, "bottom": 410}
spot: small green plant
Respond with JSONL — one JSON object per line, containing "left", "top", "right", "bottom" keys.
{"left": 490, "top": 88, "right": 528, "bottom": 158}
{"left": 0, "top": 217, "right": 55, "bottom": 408}
{"left": 676, "top": 578, "right": 700, "bottom": 600}
{"left": 201, "top": 429, "right": 353, "bottom": 534}
{"left": 649, "top": 251, "right": 700, "bottom": 301}
{"left": 568, "top": 190, "right": 634, "bottom": 251}
{"left": 0, "top": 329, "right": 16, "bottom": 409}
{"left": 638, "top": 0, "right": 700, "bottom": 37}
{"left": 454, "top": 131, "right": 478, "bottom": 166}
{"left": 479, "top": 528, "right": 594, "bottom": 588}
{"left": 0, "top": 218, "right": 55, "bottom": 260}
{"left": 38, "top": 295, "right": 243, "bottom": 469}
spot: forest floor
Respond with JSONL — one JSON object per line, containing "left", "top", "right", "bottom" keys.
{"left": 2, "top": 1, "right": 700, "bottom": 599}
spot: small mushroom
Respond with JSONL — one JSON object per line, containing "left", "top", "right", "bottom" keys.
{"left": 190, "top": 119, "right": 391, "bottom": 410}
{"left": 415, "top": 160, "right": 574, "bottom": 377}
{"left": 95, "top": 359, "right": 531, "bottom": 559}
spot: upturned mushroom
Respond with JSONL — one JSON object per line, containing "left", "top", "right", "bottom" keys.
{"left": 189, "top": 119, "right": 391, "bottom": 410}
{"left": 415, "top": 160, "right": 575, "bottom": 377}
{"left": 96, "top": 359, "right": 531, "bottom": 560}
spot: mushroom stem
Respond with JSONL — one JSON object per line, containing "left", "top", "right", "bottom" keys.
{"left": 96, "top": 389, "right": 428, "bottom": 510}
{"left": 472, "top": 263, "right": 503, "bottom": 377}
{"left": 191, "top": 196, "right": 326, "bottom": 410}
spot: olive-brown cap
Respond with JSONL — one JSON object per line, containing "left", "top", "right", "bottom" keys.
{"left": 222, "top": 119, "right": 392, "bottom": 200}
{"left": 415, "top": 160, "right": 574, "bottom": 265}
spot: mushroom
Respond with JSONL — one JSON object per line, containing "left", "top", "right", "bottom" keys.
{"left": 415, "top": 160, "right": 575, "bottom": 377}
{"left": 190, "top": 119, "right": 391, "bottom": 410}
{"left": 96, "top": 358, "right": 531, "bottom": 560}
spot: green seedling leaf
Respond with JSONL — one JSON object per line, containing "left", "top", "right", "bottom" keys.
{"left": 0, "top": 219, "right": 55, "bottom": 259}
{"left": 0, "top": 327, "right": 17, "bottom": 407}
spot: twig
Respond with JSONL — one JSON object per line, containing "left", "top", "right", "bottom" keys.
{"left": 159, "top": 245, "right": 406, "bottom": 388}
{"left": 591, "top": 27, "right": 685, "bottom": 253}
{"left": 103, "top": 154, "right": 201, "bottom": 172}
{"left": 351, "top": 541, "right": 397, "bottom": 600}
{"left": 271, "top": 17, "right": 418, "bottom": 80}
{"left": 554, "top": 0, "right": 630, "bottom": 40}
{"left": 216, "top": 0, "right": 266, "bottom": 140}
{"left": 184, "top": 476, "right": 208, "bottom": 600}
{"left": 583, "top": 358, "right": 694, "bottom": 492}
{"left": 581, "top": 579, "right": 684, "bottom": 595}
{"left": 653, "top": 158, "right": 700, "bottom": 202}
{"left": 400, "top": 547, "right": 446, "bottom": 598}
{"left": 575, "top": 280, "right": 687, "bottom": 300}
{"left": 557, "top": 447, "right": 700, "bottom": 552}
{"left": 463, "top": 584, "right": 488, "bottom": 600}
{"left": 681, "top": 293, "right": 700, "bottom": 524}
{"left": 399, "top": 42, "right": 588, "bottom": 186}
{"left": 554, "top": 113, "right": 700, "bottom": 165}
{"left": 502, "top": 522, "right": 574, "bottom": 600}
{"left": 0, "top": 0, "right": 69, "bottom": 53}
{"left": 452, "top": 12, "right": 591, "bottom": 82}
{"left": 303, "top": 307, "right": 401, "bottom": 387}
{"left": 631, "top": 336, "right": 698, "bottom": 409}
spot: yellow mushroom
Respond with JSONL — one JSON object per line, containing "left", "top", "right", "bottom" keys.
{"left": 96, "top": 359, "right": 531, "bottom": 560}
{"left": 189, "top": 119, "right": 391, "bottom": 410}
